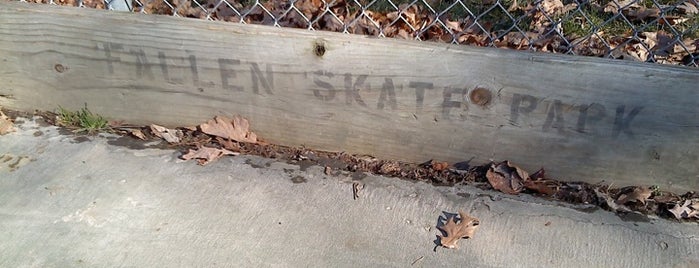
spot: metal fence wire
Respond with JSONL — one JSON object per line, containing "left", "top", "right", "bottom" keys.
{"left": 21, "top": 0, "right": 699, "bottom": 67}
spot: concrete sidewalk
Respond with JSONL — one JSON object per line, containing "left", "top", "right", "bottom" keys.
{"left": 1, "top": 117, "right": 697, "bottom": 268}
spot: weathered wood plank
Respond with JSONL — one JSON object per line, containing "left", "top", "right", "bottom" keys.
{"left": 1, "top": 1, "right": 697, "bottom": 191}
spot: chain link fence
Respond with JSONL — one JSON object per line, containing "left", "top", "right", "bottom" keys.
{"left": 20, "top": 0, "right": 699, "bottom": 67}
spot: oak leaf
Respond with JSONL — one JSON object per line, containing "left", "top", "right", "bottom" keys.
{"left": 181, "top": 146, "right": 239, "bottom": 166}
{"left": 486, "top": 161, "right": 527, "bottom": 194}
{"left": 199, "top": 116, "right": 257, "bottom": 143}
{"left": 437, "top": 210, "right": 479, "bottom": 249}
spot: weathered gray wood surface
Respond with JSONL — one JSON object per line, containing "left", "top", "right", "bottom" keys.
{"left": 1, "top": 1, "right": 697, "bottom": 191}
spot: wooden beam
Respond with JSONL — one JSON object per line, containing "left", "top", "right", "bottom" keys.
{"left": 1, "top": 1, "right": 698, "bottom": 191}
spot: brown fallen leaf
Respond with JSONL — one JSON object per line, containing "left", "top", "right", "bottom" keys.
{"left": 627, "top": 7, "right": 661, "bottom": 21}
{"left": 529, "top": 168, "right": 545, "bottom": 180}
{"left": 0, "top": 110, "right": 16, "bottom": 135}
{"left": 199, "top": 115, "right": 257, "bottom": 143}
{"left": 668, "top": 199, "right": 699, "bottom": 220}
{"left": 540, "top": 0, "right": 564, "bottom": 16}
{"left": 431, "top": 161, "right": 449, "bottom": 171}
{"left": 180, "top": 146, "right": 239, "bottom": 166}
{"left": 150, "top": 124, "right": 181, "bottom": 143}
{"left": 594, "top": 187, "right": 631, "bottom": 213}
{"left": 438, "top": 210, "right": 479, "bottom": 249}
{"left": 604, "top": 0, "right": 639, "bottom": 14}
{"left": 677, "top": 2, "right": 699, "bottom": 15}
{"left": 523, "top": 167, "right": 556, "bottom": 195}
{"left": 215, "top": 136, "right": 240, "bottom": 151}
{"left": 616, "top": 186, "right": 652, "bottom": 205}
{"left": 523, "top": 180, "right": 556, "bottom": 196}
{"left": 129, "top": 129, "right": 146, "bottom": 140}
{"left": 486, "top": 161, "right": 527, "bottom": 194}
{"left": 379, "top": 161, "right": 400, "bottom": 174}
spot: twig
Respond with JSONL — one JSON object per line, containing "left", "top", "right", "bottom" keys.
{"left": 410, "top": 256, "right": 424, "bottom": 266}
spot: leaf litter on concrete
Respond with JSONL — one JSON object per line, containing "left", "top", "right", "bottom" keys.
{"left": 147, "top": 114, "right": 699, "bottom": 223}
{"left": 7, "top": 109, "right": 698, "bottom": 223}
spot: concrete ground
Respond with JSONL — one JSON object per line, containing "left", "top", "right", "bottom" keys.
{"left": 1, "top": 117, "right": 698, "bottom": 268}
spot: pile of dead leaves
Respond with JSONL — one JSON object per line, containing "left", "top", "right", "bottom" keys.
{"left": 4, "top": 109, "right": 695, "bottom": 223}
{"left": 116, "top": 114, "right": 699, "bottom": 223}
{"left": 113, "top": 115, "right": 257, "bottom": 165}
{"left": 33, "top": 0, "right": 699, "bottom": 66}
{"left": 178, "top": 115, "right": 258, "bottom": 165}
{"left": 482, "top": 160, "right": 699, "bottom": 221}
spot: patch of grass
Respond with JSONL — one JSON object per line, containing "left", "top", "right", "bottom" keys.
{"left": 561, "top": 4, "right": 630, "bottom": 39}
{"left": 57, "top": 105, "right": 108, "bottom": 134}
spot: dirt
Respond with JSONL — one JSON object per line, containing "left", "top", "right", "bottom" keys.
{"left": 2, "top": 108, "right": 697, "bottom": 223}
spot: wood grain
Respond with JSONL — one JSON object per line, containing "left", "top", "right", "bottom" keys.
{"left": 1, "top": 1, "right": 697, "bottom": 191}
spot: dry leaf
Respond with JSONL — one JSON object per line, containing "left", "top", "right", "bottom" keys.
{"left": 540, "top": 0, "right": 564, "bottom": 16}
{"left": 507, "top": 0, "right": 520, "bottom": 12}
{"left": 522, "top": 167, "right": 556, "bottom": 195}
{"left": 523, "top": 180, "right": 555, "bottom": 196}
{"left": 529, "top": 168, "right": 545, "bottom": 180}
{"left": 215, "top": 136, "right": 240, "bottom": 151}
{"left": 379, "top": 161, "right": 400, "bottom": 174}
{"left": 0, "top": 111, "right": 16, "bottom": 135}
{"left": 180, "top": 146, "right": 239, "bottom": 165}
{"left": 594, "top": 187, "right": 631, "bottom": 213}
{"left": 604, "top": 0, "right": 639, "bottom": 14}
{"left": 200, "top": 115, "right": 257, "bottom": 143}
{"left": 678, "top": 2, "right": 699, "bottom": 15}
{"left": 431, "top": 161, "right": 449, "bottom": 171}
{"left": 486, "top": 161, "right": 527, "bottom": 194}
{"left": 150, "top": 124, "right": 181, "bottom": 143}
{"left": 129, "top": 129, "right": 146, "bottom": 140}
{"left": 627, "top": 7, "right": 661, "bottom": 21}
{"left": 668, "top": 199, "right": 699, "bottom": 220}
{"left": 444, "top": 19, "right": 462, "bottom": 33}
{"left": 616, "top": 186, "right": 652, "bottom": 205}
{"left": 438, "top": 210, "right": 479, "bottom": 249}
